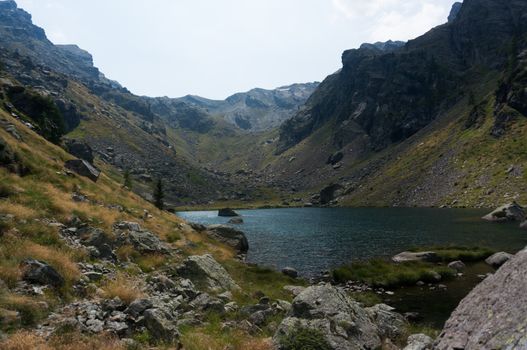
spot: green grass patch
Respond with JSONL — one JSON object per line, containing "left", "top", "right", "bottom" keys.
{"left": 279, "top": 325, "right": 331, "bottom": 350}
{"left": 224, "top": 261, "right": 306, "bottom": 305}
{"left": 332, "top": 259, "right": 456, "bottom": 288}
{"left": 348, "top": 291, "right": 383, "bottom": 307}
{"left": 409, "top": 246, "right": 495, "bottom": 262}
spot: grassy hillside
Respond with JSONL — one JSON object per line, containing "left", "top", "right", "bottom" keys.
{"left": 0, "top": 108, "right": 299, "bottom": 349}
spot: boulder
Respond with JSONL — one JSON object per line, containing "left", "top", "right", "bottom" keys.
{"left": 435, "top": 248, "right": 527, "bottom": 349}
{"left": 206, "top": 225, "right": 249, "bottom": 254}
{"left": 64, "top": 159, "right": 100, "bottom": 182}
{"left": 366, "top": 304, "right": 408, "bottom": 340}
{"left": 281, "top": 267, "right": 298, "bottom": 278}
{"left": 482, "top": 202, "right": 525, "bottom": 222}
{"left": 521, "top": 220, "right": 527, "bottom": 230}
{"left": 326, "top": 151, "right": 344, "bottom": 165}
{"left": 228, "top": 217, "right": 244, "bottom": 224}
{"left": 404, "top": 333, "right": 433, "bottom": 350}
{"left": 21, "top": 259, "right": 64, "bottom": 288}
{"left": 76, "top": 226, "right": 114, "bottom": 259}
{"left": 176, "top": 254, "right": 239, "bottom": 291}
{"left": 114, "top": 221, "right": 170, "bottom": 255}
{"left": 485, "top": 252, "right": 513, "bottom": 268}
{"left": 274, "top": 284, "right": 389, "bottom": 350}
{"left": 447, "top": 260, "right": 465, "bottom": 271}
{"left": 125, "top": 298, "right": 154, "bottom": 319}
{"left": 64, "top": 139, "right": 94, "bottom": 164}
{"left": 218, "top": 208, "right": 239, "bottom": 217}
{"left": 392, "top": 251, "right": 439, "bottom": 263}
{"left": 143, "top": 308, "right": 179, "bottom": 344}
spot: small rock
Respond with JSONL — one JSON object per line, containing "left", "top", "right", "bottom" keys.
{"left": 404, "top": 333, "right": 433, "bottom": 350}
{"left": 144, "top": 308, "right": 179, "bottom": 344}
{"left": 448, "top": 260, "right": 466, "bottom": 271}
{"left": 125, "top": 299, "right": 154, "bottom": 319}
{"left": 485, "top": 252, "right": 513, "bottom": 268}
{"left": 21, "top": 259, "right": 64, "bottom": 288}
{"left": 228, "top": 217, "right": 244, "bottom": 224}
{"left": 281, "top": 267, "right": 298, "bottom": 278}
{"left": 392, "top": 251, "right": 439, "bottom": 263}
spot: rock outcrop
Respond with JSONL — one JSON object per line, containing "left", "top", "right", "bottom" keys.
{"left": 274, "top": 284, "right": 406, "bottom": 350}
{"left": 176, "top": 254, "right": 239, "bottom": 291}
{"left": 435, "top": 248, "right": 527, "bottom": 349}
{"left": 482, "top": 202, "right": 525, "bottom": 222}
{"left": 206, "top": 225, "right": 249, "bottom": 254}
{"left": 65, "top": 159, "right": 100, "bottom": 182}
{"left": 21, "top": 259, "right": 64, "bottom": 288}
{"left": 64, "top": 139, "right": 94, "bottom": 164}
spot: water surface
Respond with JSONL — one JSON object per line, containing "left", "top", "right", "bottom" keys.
{"left": 178, "top": 208, "right": 526, "bottom": 277}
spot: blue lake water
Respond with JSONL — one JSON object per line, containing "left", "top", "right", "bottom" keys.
{"left": 177, "top": 208, "right": 527, "bottom": 277}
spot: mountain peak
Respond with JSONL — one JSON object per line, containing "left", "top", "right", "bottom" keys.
{"left": 448, "top": 2, "right": 463, "bottom": 23}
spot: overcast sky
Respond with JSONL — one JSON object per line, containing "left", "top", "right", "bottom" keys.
{"left": 16, "top": 0, "right": 457, "bottom": 99}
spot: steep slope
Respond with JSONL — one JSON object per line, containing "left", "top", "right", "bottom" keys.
{"left": 0, "top": 0, "right": 272, "bottom": 206}
{"left": 267, "top": 0, "right": 527, "bottom": 207}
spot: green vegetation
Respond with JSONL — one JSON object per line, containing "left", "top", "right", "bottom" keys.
{"left": 332, "top": 259, "right": 456, "bottom": 288}
{"left": 153, "top": 178, "right": 164, "bottom": 210}
{"left": 6, "top": 87, "right": 65, "bottom": 144}
{"left": 410, "top": 246, "right": 495, "bottom": 262}
{"left": 122, "top": 169, "right": 133, "bottom": 189}
{"left": 279, "top": 325, "right": 331, "bottom": 350}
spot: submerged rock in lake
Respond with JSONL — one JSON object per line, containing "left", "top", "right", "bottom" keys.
{"left": 218, "top": 208, "right": 239, "bottom": 217}
{"left": 435, "top": 247, "right": 527, "bottom": 349}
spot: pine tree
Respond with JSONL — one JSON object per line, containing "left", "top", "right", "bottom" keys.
{"left": 123, "top": 169, "right": 133, "bottom": 189}
{"left": 153, "top": 178, "right": 164, "bottom": 210}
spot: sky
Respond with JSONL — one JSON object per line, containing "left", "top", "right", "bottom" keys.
{"left": 16, "top": 0, "right": 457, "bottom": 99}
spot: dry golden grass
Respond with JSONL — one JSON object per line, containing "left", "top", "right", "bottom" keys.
{"left": 102, "top": 273, "right": 145, "bottom": 304}
{"left": 0, "top": 264, "right": 21, "bottom": 288}
{"left": 0, "top": 201, "right": 38, "bottom": 220}
{"left": 136, "top": 253, "right": 166, "bottom": 272}
{"left": 20, "top": 242, "right": 81, "bottom": 283}
{"left": 0, "top": 331, "right": 125, "bottom": 350}
{"left": 115, "top": 244, "right": 136, "bottom": 262}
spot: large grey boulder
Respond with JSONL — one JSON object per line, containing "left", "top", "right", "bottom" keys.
{"left": 143, "top": 308, "right": 179, "bottom": 344}
{"left": 114, "top": 221, "right": 170, "bottom": 255}
{"left": 404, "top": 333, "right": 433, "bottom": 350}
{"left": 521, "top": 220, "right": 527, "bottom": 230}
{"left": 206, "top": 225, "right": 249, "bottom": 254}
{"left": 176, "top": 254, "right": 239, "bottom": 291}
{"left": 435, "top": 248, "right": 527, "bottom": 349}
{"left": 274, "top": 284, "right": 403, "bottom": 350}
{"left": 482, "top": 202, "right": 525, "bottom": 222}
{"left": 392, "top": 251, "right": 439, "bottom": 263}
{"left": 485, "top": 252, "right": 513, "bottom": 268}
{"left": 366, "top": 304, "right": 408, "bottom": 340}
{"left": 65, "top": 159, "right": 100, "bottom": 182}
{"left": 64, "top": 139, "right": 94, "bottom": 164}
{"left": 21, "top": 259, "right": 64, "bottom": 288}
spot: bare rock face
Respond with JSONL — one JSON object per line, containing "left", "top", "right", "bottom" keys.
{"left": 274, "top": 284, "right": 406, "bottom": 350}
{"left": 65, "top": 159, "right": 100, "bottom": 182}
{"left": 482, "top": 202, "right": 525, "bottom": 222}
{"left": 435, "top": 248, "right": 527, "bottom": 349}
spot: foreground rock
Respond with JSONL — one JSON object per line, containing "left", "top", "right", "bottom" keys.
{"left": 65, "top": 159, "right": 100, "bottom": 182}
{"left": 392, "top": 251, "right": 439, "bottom": 263}
{"left": 482, "top": 202, "right": 525, "bottom": 222}
{"left": 435, "top": 248, "right": 527, "bottom": 349}
{"left": 177, "top": 254, "right": 239, "bottom": 291}
{"left": 484, "top": 251, "right": 513, "bottom": 268}
{"left": 218, "top": 208, "right": 239, "bottom": 217}
{"left": 114, "top": 221, "right": 171, "bottom": 254}
{"left": 64, "top": 139, "right": 94, "bottom": 164}
{"left": 274, "top": 284, "right": 406, "bottom": 350}
{"left": 206, "top": 225, "right": 249, "bottom": 254}
{"left": 404, "top": 333, "right": 433, "bottom": 350}
{"left": 21, "top": 259, "right": 64, "bottom": 288}
{"left": 521, "top": 220, "right": 527, "bottom": 230}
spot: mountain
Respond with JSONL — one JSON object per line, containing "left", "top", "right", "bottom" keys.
{"left": 0, "top": 0, "right": 315, "bottom": 206}
{"left": 267, "top": 0, "right": 527, "bottom": 207}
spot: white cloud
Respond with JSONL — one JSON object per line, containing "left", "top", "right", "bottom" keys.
{"left": 332, "top": 0, "right": 452, "bottom": 42}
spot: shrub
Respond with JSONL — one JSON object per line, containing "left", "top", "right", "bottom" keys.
{"left": 279, "top": 325, "right": 331, "bottom": 350}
